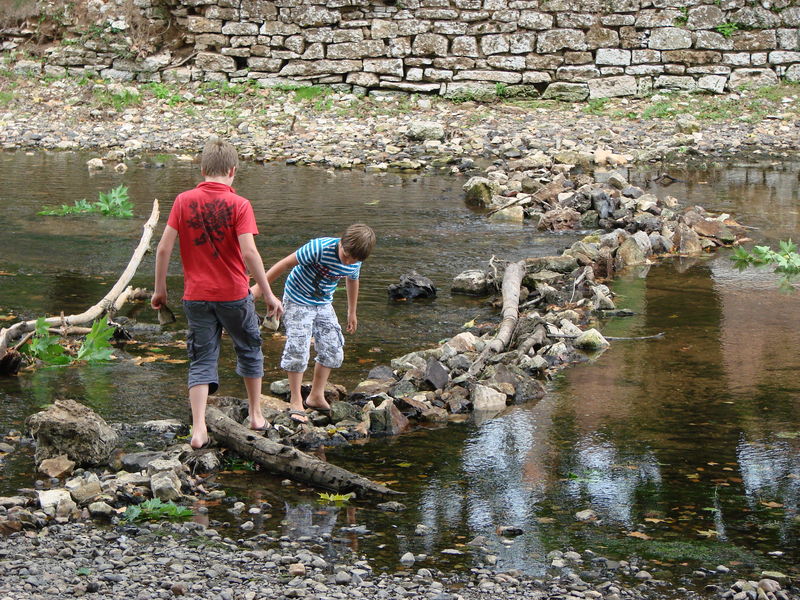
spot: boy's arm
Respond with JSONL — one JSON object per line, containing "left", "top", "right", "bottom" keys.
{"left": 345, "top": 277, "right": 359, "bottom": 333}
{"left": 239, "top": 233, "right": 283, "bottom": 318}
{"left": 251, "top": 252, "right": 299, "bottom": 296}
{"left": 151, "top": 225, "right": 177, "bottom": 309}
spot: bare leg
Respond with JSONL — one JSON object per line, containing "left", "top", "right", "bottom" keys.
{"left": 305, "top": 362, "right": 332, "bottom": 410}
{"left": 243, "top": 376, "right": 266, "bottom": 430}
{"left": 287, "top": 370, "right": 307, "bottom": 423}
{"left": 189, "top": 384, "right": 209, "bottom": 449}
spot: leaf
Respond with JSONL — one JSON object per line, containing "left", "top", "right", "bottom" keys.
{"left": 644, "top": 518, "right": 668, "bottom": 523}
{"left": 761, "top": 501, "right": 783, "bottom": 509}
{"left": 627, "top": 531, "right": 651, "bottom": 540}
{"left": 463, "top": 319, "right": 475, "bottom": 329}
{"left": 696, "top": 529, "right": 718, "bottom": 537}
{"left": 75, "top": 319, "right": 115, "bottom": 362}
{"left": 396, "top": 462, "right": 412, "bottom": 468}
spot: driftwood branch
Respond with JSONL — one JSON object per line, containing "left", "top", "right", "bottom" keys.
{"left": 548, "top": 332, "right": 666, "bottom": 341}
{"left": 205, "top": 407, "right": 401, "bottom": 497}
{"left": 0, "top": 200, "right": 160, "bottom": 359}
{"left": 468, "top": 260, "right": 525, "bottom": 376}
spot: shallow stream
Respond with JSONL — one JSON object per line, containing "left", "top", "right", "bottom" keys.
{"left": 1, "top": 152, "right": 798, "bottom": 580}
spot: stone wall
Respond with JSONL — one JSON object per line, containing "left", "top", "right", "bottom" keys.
{"left": 3, "top": 0, "right": 800, "bottom": 98}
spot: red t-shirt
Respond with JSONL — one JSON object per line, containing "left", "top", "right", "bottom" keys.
{"left": 167, "top": 181, "right": 258, "bottom": 301}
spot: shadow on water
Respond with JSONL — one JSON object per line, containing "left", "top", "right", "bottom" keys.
{"left": 1, "top": 153, "right": 799, "bottom": 578}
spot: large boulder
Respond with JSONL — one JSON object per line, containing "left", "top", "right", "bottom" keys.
{"left": 26, "top": 399, "right": 118, "bottom": 466}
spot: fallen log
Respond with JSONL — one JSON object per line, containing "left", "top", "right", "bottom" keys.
{"left": 0, "top": 201, "right": 160, "bottom": 367}
{"left": 468, "top": 260, "right": 525, "bottom": 377}
{"left": 205, "top": 406, "right": 402, "bottom": 497}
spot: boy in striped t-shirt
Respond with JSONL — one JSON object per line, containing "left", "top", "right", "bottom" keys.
{"left": 254, "top": 224, "right": 376, "bottom": 424}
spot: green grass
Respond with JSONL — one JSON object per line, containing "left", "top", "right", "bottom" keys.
{"left": 93, "top": 87, "right": 141, "bottom": 111}
{"left": 715, "top": 22, "right": 739, "bottom": 38}
{"left": 143, "top": 82, "right": 183, "bottom": 105}
{"left": 0, "top": 90, "right": 12, "bottom": 105}
{"left": 584, "top": 98, "right": 610, "bottom": 115}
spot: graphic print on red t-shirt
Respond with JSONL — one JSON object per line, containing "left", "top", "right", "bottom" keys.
{"left": 186, "top": 198, "right": 234, "bottom": 258}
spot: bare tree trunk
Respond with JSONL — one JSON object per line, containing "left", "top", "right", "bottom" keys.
{"left": 468, "top": 260, "right": 525, "bottom": 377}
{"left": 0, "top": 200, "right": 160, "bottom": 360}
{"left": 205, "top": 407, "right": 402, "bottom": 497}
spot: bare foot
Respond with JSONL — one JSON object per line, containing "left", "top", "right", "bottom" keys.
{"left": 190, "top": 433, "right": 210, "bottom": 449}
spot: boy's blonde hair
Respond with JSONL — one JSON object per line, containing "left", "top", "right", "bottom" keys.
{"left": 201, "top": 136, "right": 238, "bottom": 177}
{"left": 341, "top": 224, "right": 376, "bottom": 261}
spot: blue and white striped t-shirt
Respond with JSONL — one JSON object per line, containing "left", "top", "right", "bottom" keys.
{"left": 284, "top": 237, "right": 361, "bottom": 306}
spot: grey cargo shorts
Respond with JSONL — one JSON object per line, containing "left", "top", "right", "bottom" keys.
{"left": 182, "top": 293, "right": 263, "bottom": 393}
{"left": 280, "top": 300, "right": 344, "bottom": 372}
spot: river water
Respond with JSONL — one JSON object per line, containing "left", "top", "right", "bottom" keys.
{"left": 0, "top": 152, "right": 798, "bottom": 580}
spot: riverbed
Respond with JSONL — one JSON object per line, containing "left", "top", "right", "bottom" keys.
{"left": 1, "top": 152, "right": 798, "bottom": 582}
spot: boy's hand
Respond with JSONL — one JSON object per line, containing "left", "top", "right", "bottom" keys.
{"left": 151, "top": 290, "right": 167, "bottom": 310}
{"left": 264, "top": 294, "right": 284, "bottom": 319}
{"left": 346, "top": 312, "right": 358, "bottom": 333}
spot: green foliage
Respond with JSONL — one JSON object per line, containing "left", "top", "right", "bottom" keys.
{"left": 0, "top": 91, "right": 13, "bottom": 105}
{"left": 318, "top": 491, "right": 355, "bottom": 505}
{"left": 93, "top": 87, "right": 141, "bottom": 111}
{"left": 715, "top": 22, "right": 739, "bottom": 38}
{"left": 21, "top": 318, "right": 116, "bottom": 366}
{"left": 22, "top": 318, "right": 70, "bottom": 365}
{"left": 143, "top": 82, "right": 183, "bottom": 105}
{"left": 584, "top": 98, "right": 610, "bottom": 115}
{"left": 76, "top": 567, "right": 91, "bottom": 576}
{"left": 123, "top": 498, "right": 193, "bottom": 523}
{"left": 641, "top": 100, "right": 683, "bottom": 120}
{"left": 75, "top": 319, "right": 115, "bottom": 362}
{"left": 675, "top": 7, "right": 689, "bottom": 26}
{"left": 731, "top": 240, "right": 800, "bottom": 285}
{"left": 494, "top": 82, "right": 509, "bottom": 98}
{"left": 39, "top": 185, "right": 133, "bottom": 218}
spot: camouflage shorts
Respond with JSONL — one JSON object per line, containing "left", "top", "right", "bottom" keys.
{"left": 280, "top": 300, "right": 344, "bottom": 372}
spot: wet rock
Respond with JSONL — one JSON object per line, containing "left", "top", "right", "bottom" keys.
{"left": 87, "top": 501, "right": 114, "bottom": 518}
{"left": 367, "top": 396, "right": 409, "bottom": 436}
{"left": 575, "top": 509, "right": 598, "bottom": 521}
{"left": 367, "top": 365, "right": 394, "bottom": 380}
{"left": 27, "top": 399, "right": 119, "bottom": 466}
{"left": 424, "top": 358, "right": 449, "bottom": 391}
{"left": 471, "top": 384, "right": 507, "bottom": 411}
{"left": 38, "top": 455, "right": 76, "bottom": 479}
{"left": 377, "top": 501, "right": 406, "bottom": 512}
{"left": 37, "top": 489, "right": 72, "bottom": 512}
{"left": 150, "top": 470, "right": 182, "bottom": 501}
{"left": 65, "top": 472, "right": 103, "bottom": 505}
{"left": 452, "top": 269, "right": 492, "bottom": 296}
{"left": 463, "top": 177, "right": 498, "bottom": 208}
{"left": 388, "top": 271, "right": 437, "bottom": 300}
{"left": 121, "top": 451, "right": 167, "bottom": 473}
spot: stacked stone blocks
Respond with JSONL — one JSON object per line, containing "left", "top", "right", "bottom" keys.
{"left": 7, "top": 0, "right": 800, "bottom": 98}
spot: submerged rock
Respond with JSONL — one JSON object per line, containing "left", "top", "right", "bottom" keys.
{"left": 387, "top": 271, "right": 437, "bottom": 300}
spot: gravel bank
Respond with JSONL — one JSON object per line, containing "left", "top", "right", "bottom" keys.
{"left": 0, "top": 75, "right": 798, "bottom": 170}
{"left": 3, "top": 520, "right": 796, "bottom": 600}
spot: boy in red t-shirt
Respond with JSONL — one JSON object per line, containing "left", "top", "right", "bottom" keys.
{"left": 151, "top": 137, "right": 283, "bottom": 449}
